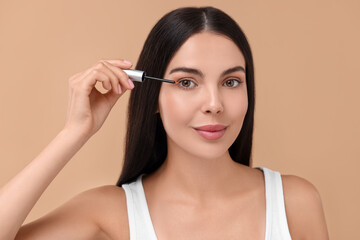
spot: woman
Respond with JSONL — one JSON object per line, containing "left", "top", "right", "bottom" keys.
{"left": 1, "top": 7, "right": 328, "bottom": 240}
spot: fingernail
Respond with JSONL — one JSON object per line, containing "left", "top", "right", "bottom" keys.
{"left": 124, "top": 59, "right": 132, "bottom": 65}
{"left": 118, "top": 84, "right": 122, "bottom": 94}
{"left": 128, "top": 79, "right": 134, "bottom": 89}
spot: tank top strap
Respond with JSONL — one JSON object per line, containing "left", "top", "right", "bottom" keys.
{"left": 256, "top": 167, "right": 292, "bottom": 240}
{"left": 121, "top": 174, "right": 158, "bottom": 240}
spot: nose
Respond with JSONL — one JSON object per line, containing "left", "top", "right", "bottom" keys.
{"left": 201, "top": 86, "right": 224, "bottom": 114}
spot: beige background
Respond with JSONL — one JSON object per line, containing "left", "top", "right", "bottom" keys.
{"left": 0, "top": 0, "right": 359, "bottom": 238}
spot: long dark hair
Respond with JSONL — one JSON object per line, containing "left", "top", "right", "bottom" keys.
{"left": 116, "top": 7, "right": 255, "bottom": 186}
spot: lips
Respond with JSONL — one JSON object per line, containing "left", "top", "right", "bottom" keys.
{"left": 193, "top": 124, "right": 227, "bottom": 140}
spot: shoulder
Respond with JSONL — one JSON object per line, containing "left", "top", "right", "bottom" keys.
{"left": 17, "top": 185, "right": 129, "bottom": 240}
{"left": 66, "top": 185, "right": 126, "bottom": 216}
{"left": 74, "top": 185, "right": 129, "bottom": 239}
{"left": 75, "top": 184, "right": 126, "bottom": 202}
{"left": 281, "top": 174, "right": 321, "bottom": 203}
{"left": 281, "top": 174, "right": 329, "bottom": 240}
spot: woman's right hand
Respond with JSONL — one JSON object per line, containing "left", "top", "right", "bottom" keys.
{"left": 0, "top": 59, "right": 135, "bottom": 240}
{"left": 63, "top": 59, "right": 134, "bottom": 138}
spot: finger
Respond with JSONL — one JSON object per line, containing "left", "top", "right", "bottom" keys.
{"left": 80, "top": 68, "right": 112, "bottom": 94}
{"left": 71, "top": 59, "right": 131, "bottom": 88}
{"left": 70, "top": 59, "right": 129, "bottom": 85}
{"left": 85, "top": 68, "right": 112, "bottom": 91}
{"left": 103, "top": 85, "right": 124, "bottom": 107}
{"left": 103, "top": 59, "right": 133, "bottom": 69}
{"left": 70, "top": 63, "right": 103, "bottom": 85}
{"left": 101, "top": 60, "right": 134, "bottom": 90}
{"left": 93, "top": 61, "right": 122, "bottom": 94}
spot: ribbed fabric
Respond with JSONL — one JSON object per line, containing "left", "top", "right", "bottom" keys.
{"left": 121, "top": 167, "right": 292, "bottom": 240}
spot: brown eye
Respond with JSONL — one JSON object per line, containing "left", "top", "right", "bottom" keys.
{"left": 178, "top": 79, "right": 196, "bottom": 89}
{"left": 223, "top": 79, "right": 241, "bottom": 88}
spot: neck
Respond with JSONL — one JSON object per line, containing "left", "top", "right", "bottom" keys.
{"left": 150, "top": 141, "right": 245, "bottom": 202}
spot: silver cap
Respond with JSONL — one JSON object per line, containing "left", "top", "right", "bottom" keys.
{"left": 123, "top": 69, "right": 145, "bottom": 82}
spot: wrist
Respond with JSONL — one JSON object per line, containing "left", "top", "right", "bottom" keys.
{"left": 59, "top": 126, "right": 92, "bottom": 145}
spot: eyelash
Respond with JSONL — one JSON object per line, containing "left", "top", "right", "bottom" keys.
{"left": 176, "top": 78, "right": 243, "bottom": 90}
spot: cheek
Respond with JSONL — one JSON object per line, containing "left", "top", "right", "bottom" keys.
{"left": 158, "top": 88, "right": 195, "bottom": 130}
{"left": 224, "top": 90, "right": 248, "bottom": 123}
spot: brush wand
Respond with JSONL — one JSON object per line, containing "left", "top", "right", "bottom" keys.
{"left": 123, "top": 69, "right": 176, "bottom": 84}
{"left": 144, "top": 75, "right": 175, "bottom": 84}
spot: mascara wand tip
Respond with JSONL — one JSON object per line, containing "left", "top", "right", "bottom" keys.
{"left": 144, "top": 76, "right": 176, "bottom": 84}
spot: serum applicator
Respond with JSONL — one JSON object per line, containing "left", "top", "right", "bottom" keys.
{"left": 123, "top": 69, "right": 177, "bottom": 84}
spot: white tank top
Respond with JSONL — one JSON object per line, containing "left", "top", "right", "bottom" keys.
{"left": 121, "top": 167, "right": 292, "bottom": 240}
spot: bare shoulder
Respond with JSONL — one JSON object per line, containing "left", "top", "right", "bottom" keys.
{"left": 75, "top": 185, "right": 129, "bottom": 239}
{"left": 76, "top": 184, "right": 126, "bottom": 204}
{"left": 281, "top": 174, "right": 329, "bottom": 240}
{"left": 17, "top": 185, "right": 129, "bottom": 240}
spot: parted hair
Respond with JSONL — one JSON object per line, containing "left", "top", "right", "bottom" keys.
{"left": 116, "top": 6, "right": 255, "bottom": 186}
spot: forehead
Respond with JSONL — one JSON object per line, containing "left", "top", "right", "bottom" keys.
{"left": 165, "top": 31, "right": 246, "bottom": 73}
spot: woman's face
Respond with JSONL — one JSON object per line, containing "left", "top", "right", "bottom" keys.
{"left": 158, "top": 31, "right": 248, "bottom": 159}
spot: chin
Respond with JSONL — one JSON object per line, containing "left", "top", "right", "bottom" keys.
{"left": 166, "top": 132, "right": 236, "bottom": 160}
{"left": 195, "top": 152, "right": 230, "bottom": 161}
{"left": 183, "top": 142, "right": 233, "bottom": 160}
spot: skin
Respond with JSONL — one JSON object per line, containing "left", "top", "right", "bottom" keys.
{"left": 0, "top": 32, "right": 329, "bottom": 240}
{"left": 143, "top": 32, "right": 329, "bottom": 239}
{"left": 155, "top": 31, "right": 249, "bottom": 199}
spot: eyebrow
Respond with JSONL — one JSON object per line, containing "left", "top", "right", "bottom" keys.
{"left": 169, "top": 66, "right": 245, "bottom": 78}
